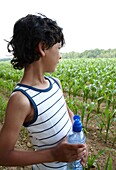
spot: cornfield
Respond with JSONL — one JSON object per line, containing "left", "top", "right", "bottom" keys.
{"left": 0, "top": 58, "right": 116, "bottom": 169}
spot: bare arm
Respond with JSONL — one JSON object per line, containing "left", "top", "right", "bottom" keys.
{"left": 0, "top": 91, "right": 86, "bottom": 166}
{"left": 67, "top": 107, "right": 74, "bottom": 122}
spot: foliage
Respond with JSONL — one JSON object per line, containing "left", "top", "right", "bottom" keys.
{"left": 61, "top": 48, "right": 116, "bottom": 58}
{"left": 0, "top": 58, "right": 116, "bottom": 169}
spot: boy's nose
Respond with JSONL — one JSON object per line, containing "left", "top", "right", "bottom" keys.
{"left": 59, "top": 54, "right": 62, "bottom": 59}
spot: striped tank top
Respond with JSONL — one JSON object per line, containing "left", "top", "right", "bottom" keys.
{"left": 13, "top": 76, "right": 72, "bottom": 170}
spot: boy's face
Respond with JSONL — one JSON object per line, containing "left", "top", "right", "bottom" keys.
{"left": 44, "top": 43, "right": 61, "bottom": 73}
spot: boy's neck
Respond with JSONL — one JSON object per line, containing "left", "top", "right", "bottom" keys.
{"left": 20, "top": 65, "right": 49, "bottom": 89}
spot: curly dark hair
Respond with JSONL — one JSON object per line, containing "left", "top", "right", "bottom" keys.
{"left": 7, "top": 13, "right": 65, "bottom": 70}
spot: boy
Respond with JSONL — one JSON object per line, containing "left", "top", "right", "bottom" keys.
{"left": 0, "top": 13, "right": 88, "bottom": 169}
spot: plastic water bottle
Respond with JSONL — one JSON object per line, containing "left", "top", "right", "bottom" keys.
{"left": 67, "top": 115, "right": 86, "bottom": 170}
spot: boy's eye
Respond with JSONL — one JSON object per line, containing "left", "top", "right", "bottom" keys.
{"left": 58, "top": 42, "right": 61, "bottom": 49}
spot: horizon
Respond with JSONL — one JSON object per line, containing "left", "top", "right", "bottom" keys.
{"left": 1, "top": 47, "right": 116, "bottom": 60}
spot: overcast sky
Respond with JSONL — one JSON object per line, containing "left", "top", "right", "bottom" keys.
{"left": 0, "top": 0, "right": 116, "bottom": 58}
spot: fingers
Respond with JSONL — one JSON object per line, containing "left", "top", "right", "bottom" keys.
{"left": 66, "top": 144, "right": 86, "bottom": 161}
{"left": 76, "top": 147, "right": 86, "bottom": 160}
{"left": 80, "top": 146, "right": 88, "bottom": 167}
{"left": 55, "top": 139, "right": 88, "bottom": 163}
{"left": 81, "top": 155, "right": 87, "bottom": 167}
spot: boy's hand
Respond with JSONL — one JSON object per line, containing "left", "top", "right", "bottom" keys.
{"left": 52, "top": 138, "right": 87, "bottom": 163}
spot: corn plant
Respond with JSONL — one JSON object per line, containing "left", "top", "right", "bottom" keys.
{"left": 96, "top": 156, "right": 113, "bottom": 170}
{"left": 84, "top": 150, "right": 105, "bottom": 170}
{"left": 85, "top": 102, "right": 96, "bottom": 129}
{"left": 97, "top": 96, "right": 104, "bottom": 114}
{"left": 82, "top": 85, "right": 90, "bottom": 103}
{"left": 96, "top": 113, "right": 106, "bottom": 139}
{"left": 101, "top": 154, "right": 113, "bottom": 170}
{"left": 104, "top": 106, "right": 116, "bottom": 143}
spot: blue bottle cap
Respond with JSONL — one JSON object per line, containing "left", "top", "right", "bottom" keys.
{"left": 73, "top": 117, "right": 82, "bottom": 132}
{"left": 73, "top": 115, "right": 81, "bottom": 121}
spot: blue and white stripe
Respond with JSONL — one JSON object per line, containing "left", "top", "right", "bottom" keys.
{"left": 14, "top": 76, "right": 72, "bottom": 170}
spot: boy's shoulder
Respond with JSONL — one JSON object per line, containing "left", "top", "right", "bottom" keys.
{"left": 9, "top": 91, "right": 31, "bottom": 109}
{"left": 50, "top": 76, "right": 60, "bottom": 82}
{"left": 48, "top": 76, "right": 62, "bottom": 89}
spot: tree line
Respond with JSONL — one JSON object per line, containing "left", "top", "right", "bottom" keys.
{"left": 61, "top": 48, "right": 116, "bottom": 58}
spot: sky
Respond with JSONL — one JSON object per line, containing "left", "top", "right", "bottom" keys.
{"left": 0, "top": 0, "right": 116, "bottom": 58}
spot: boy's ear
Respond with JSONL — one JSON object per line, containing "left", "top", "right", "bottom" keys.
{"left": 36, "top": 42, "right": 46, "bottom": 57}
